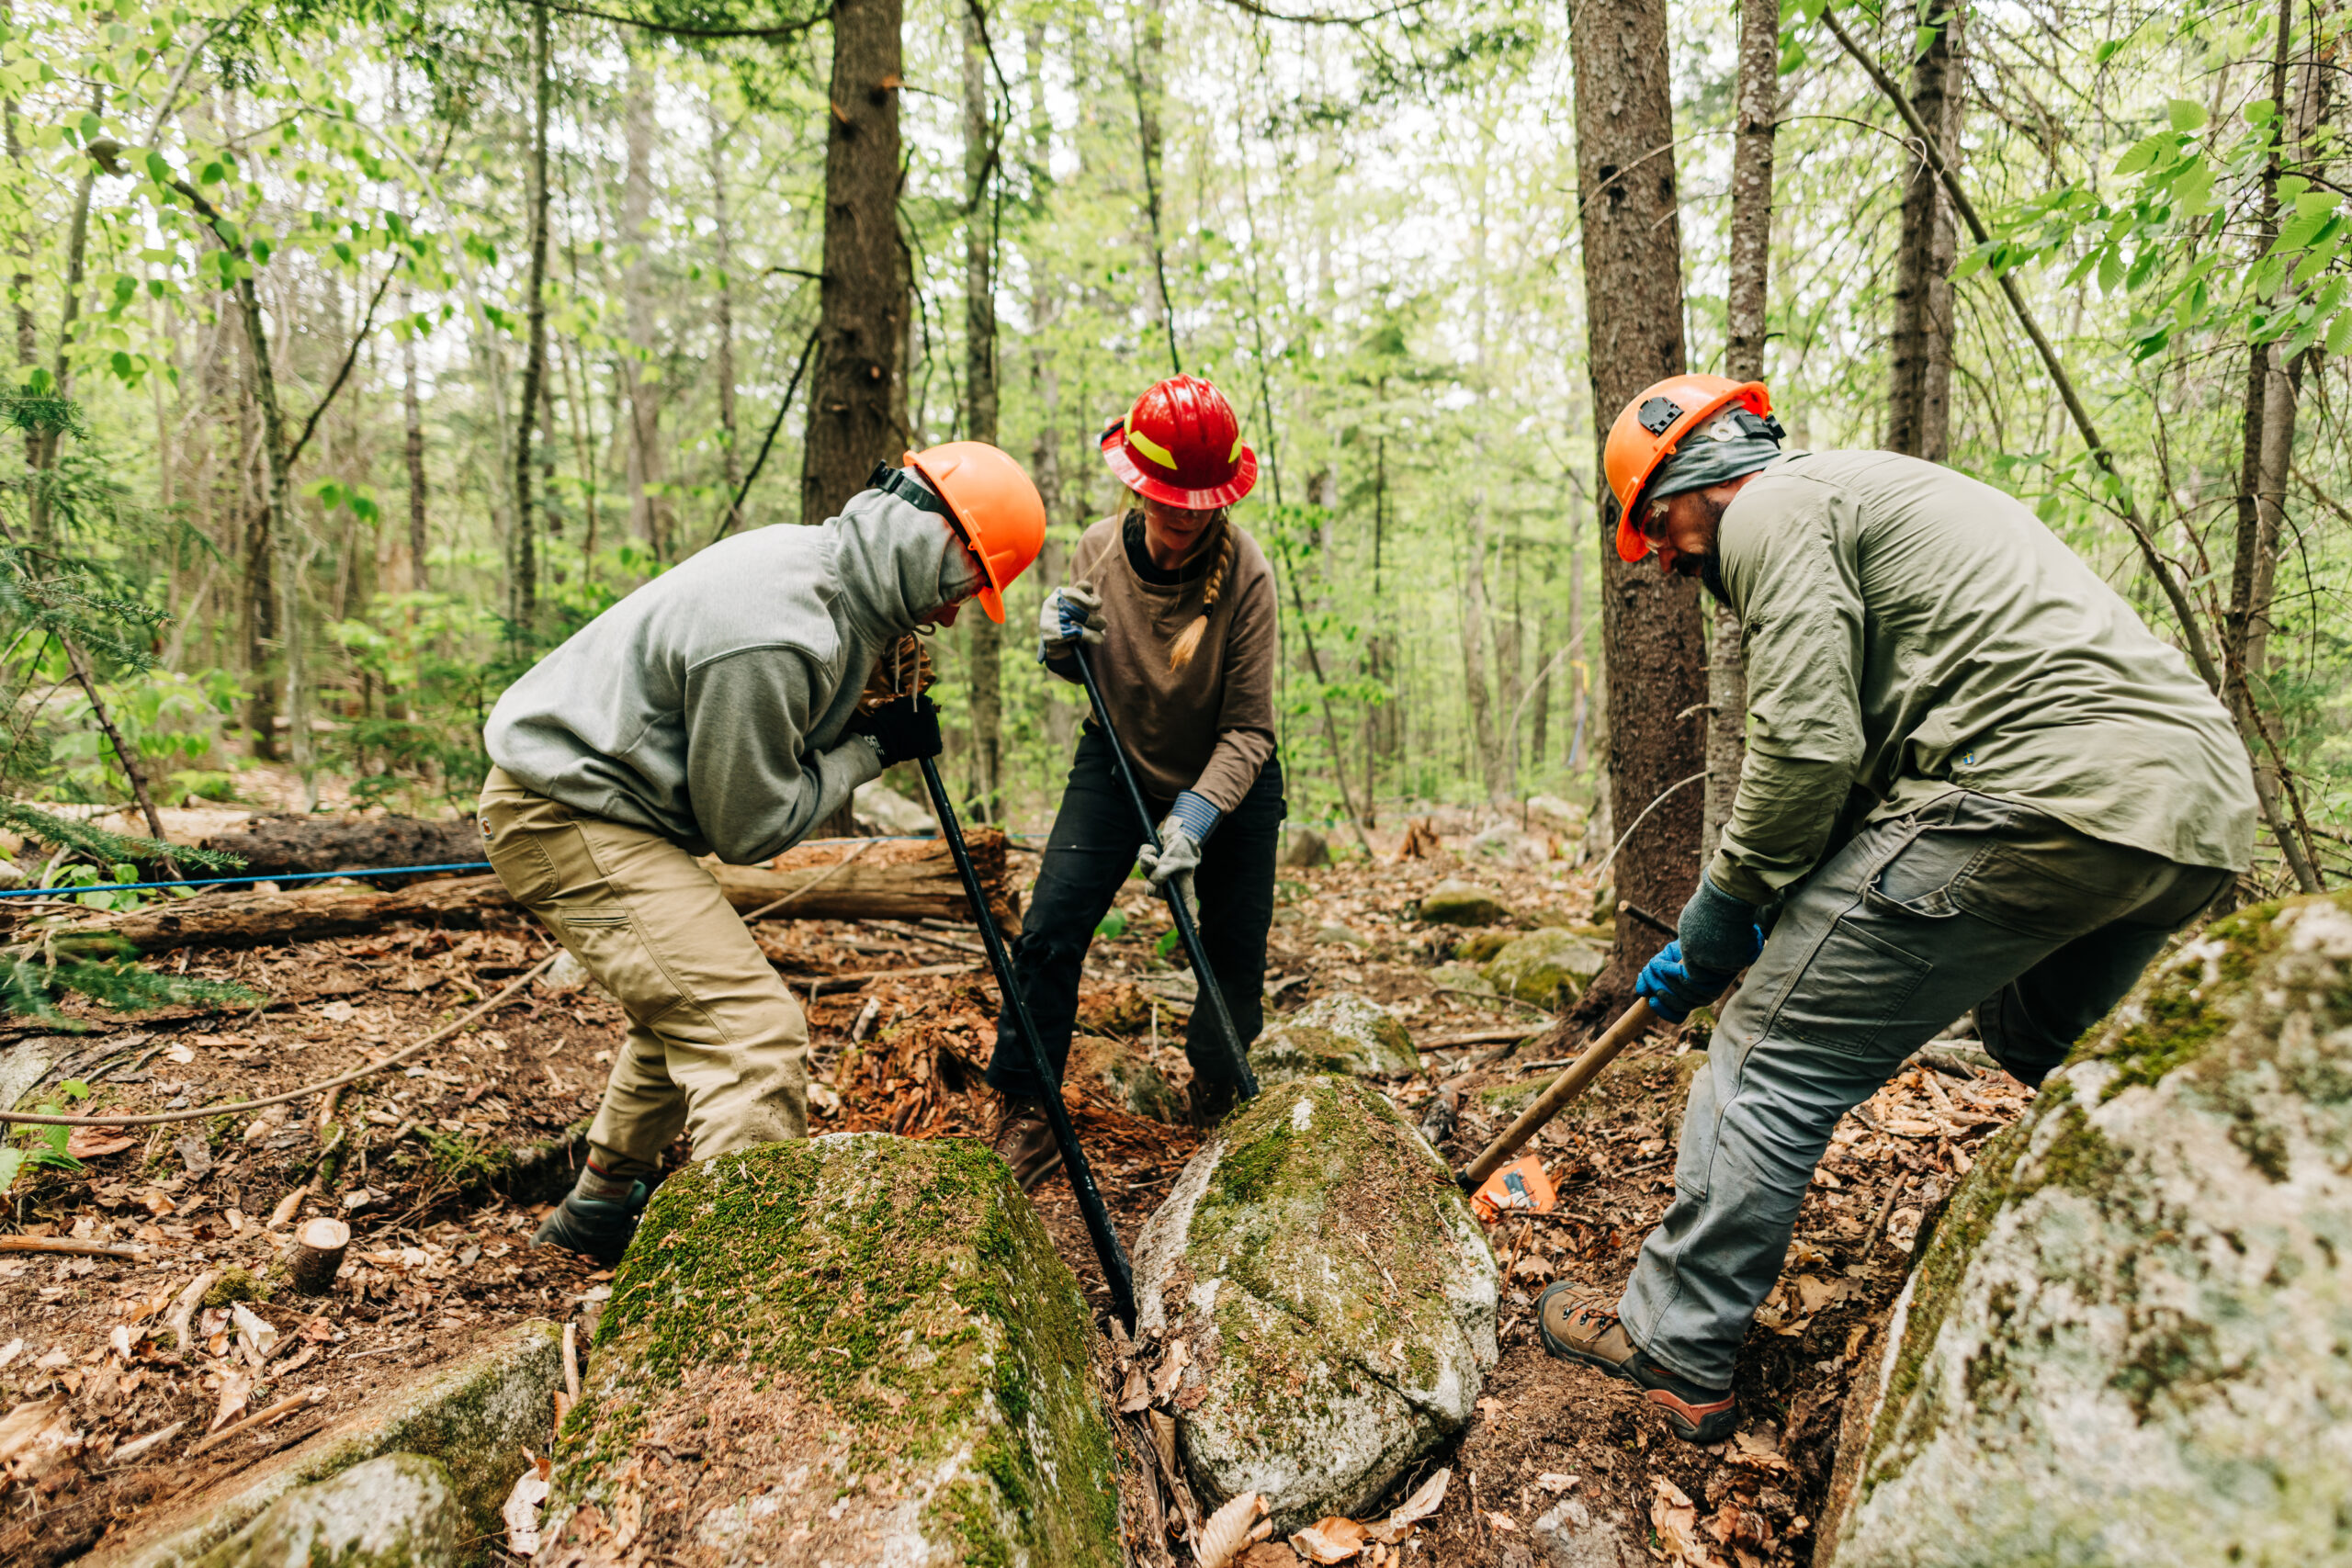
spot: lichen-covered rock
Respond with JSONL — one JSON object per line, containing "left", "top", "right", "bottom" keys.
{"left": 1419, "top": 880, "right": 1511, "bottom": 927}
{"left": 1425, "top": 962, "right": 1496, "bottom": 997}
{"left": 1453, "top": 930, "right": 1515, "bottom": 964}
{"left": 1249, "top": 994, "right": 1419, "bottom": 1085}
{"left": 1068, "top": 1034, "right": 1182, "bottom": 1122}
{"left": 1136, "top": 1076, "right": 1497, "bottom": 1530}
{"left": 1818, "top": 892, "right": 2352, "bottom": 1568}
{"left": 548, "top": 1134, "right": 1118, "bottom": 1568}
{"left": 1482, "top": 929, "right": 1606, "bottom": 1006}
{"left": 96, "top": 1320, "right": 564, "bottom": 1568}
{"left": 191, "top": 1453, "right": 467, "bottom": 1568}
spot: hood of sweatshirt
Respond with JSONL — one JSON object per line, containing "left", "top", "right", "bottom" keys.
{"left": 826, "top": 474, "right": 983, "bottom": 643}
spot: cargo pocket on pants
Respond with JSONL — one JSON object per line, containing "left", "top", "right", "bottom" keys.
{"left": 558, "top": 908, "right": 682, "bottom": 1029}
{"left": 1770, "top": 918, "right": 1932, "bottom": 1060}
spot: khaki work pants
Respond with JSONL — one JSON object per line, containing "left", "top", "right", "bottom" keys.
{"left": 479, "top": 767, "right": 807, "bottom": 1178}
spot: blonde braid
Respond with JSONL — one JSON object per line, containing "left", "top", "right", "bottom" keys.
{"left": 1168, "top": 515, "right": 1233, "bottom": 671}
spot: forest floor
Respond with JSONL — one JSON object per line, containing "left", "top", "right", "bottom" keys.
{"left": 0, "top": 810, "right": 2027, "bottom": 1568}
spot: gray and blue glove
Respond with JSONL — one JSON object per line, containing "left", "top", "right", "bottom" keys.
{"left": 1036, "top": 581, "right": 1106, "bottom": 661}
{"left": 1138, "top": 789, "right": 1221, "bottom": 893}
{"left": 1634, "top": 874, "right": 1764, "bottom": 1022}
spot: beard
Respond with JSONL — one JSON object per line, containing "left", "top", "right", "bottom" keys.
{"left": 1673, "top": 550, "right": 1731, "bottom": 608}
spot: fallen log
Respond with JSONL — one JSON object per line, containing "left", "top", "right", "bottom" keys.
{"left": 28, "top": 833, "right": 1015, "bottom": 957}
{"left": 196, "top": 813, "right": 483, "bottom": 888}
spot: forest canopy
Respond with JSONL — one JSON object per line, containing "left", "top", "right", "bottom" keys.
{"left": 1, "top": 0, "right": 2343, "bottom": 897}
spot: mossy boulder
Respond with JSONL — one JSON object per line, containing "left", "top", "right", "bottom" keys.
{"left": 96, "top": 1320, "right": 564, "bottom": 1568}
{"left": 1818, "top": 892, "right": 2352, "bottom": 1568}
{"left": 1135, "top": 1076, "right": 1497, "bottom": 1530}
{"left": 1419, "top": 880, "right": 1511, "bottom": 927}
{"left": 1481, "top": 929, "right": 1606, "bottom": 1006}
{"left": 1425, "top": 962, "right": 1496, "bottom": 996}
{"left": 1249, "top": 994, "right": 1419, "bottom": 1085}
{"left": 1452, "top": 931, "right": 1515, "bottom": 964}
{"left": 1068, "top": 1034, "right": 1183, "bottom": 1122}
{"left": 191, "top": 1454, "right": 467, "bottom": 1568}
{"left": 547, "top": 1134, "right": 1118, "bottom": 1568}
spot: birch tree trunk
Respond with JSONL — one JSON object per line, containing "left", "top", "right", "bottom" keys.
{"left": 511, "top": 0, "right": 551, "bottom": 630}
{"left": 1462, "top": 492, "right": 1507, "bottom": 806}
{"left": 1572, "top": 0, "right": 1706, "bottom": 991}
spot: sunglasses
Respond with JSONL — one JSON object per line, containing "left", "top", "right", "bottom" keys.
{"left": 1640, "top": 491, "right": 1673, "bottom": 544}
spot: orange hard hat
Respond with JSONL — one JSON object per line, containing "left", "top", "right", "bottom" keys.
{"left": 902, "top": 442, "right": 1046, "bottom": 624}
{"left": 1604, "top": 375, "right": 1774, "bottom": 563}
{"left": 1101, "top": 375, "right": 1258, "bottom": 509}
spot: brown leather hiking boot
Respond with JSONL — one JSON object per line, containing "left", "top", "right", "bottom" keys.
{"left": 1535, "top": 1284, "right": 1739, "bottom": 1444}
{"left": 989, "top": 1094, "right": 1064, "bottom": 1194}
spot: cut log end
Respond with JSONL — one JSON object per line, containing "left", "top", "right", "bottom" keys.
{"left": 288, "top": 1217, "right": 352, "bottom": 1295}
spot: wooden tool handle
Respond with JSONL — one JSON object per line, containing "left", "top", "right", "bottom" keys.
{"left": 1457, "top": 999, "right": 1658, "bottom": 1190}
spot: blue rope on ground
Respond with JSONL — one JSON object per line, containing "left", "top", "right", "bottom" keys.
{"left": 0, "top": 862, "right": 497, "bottom": 900}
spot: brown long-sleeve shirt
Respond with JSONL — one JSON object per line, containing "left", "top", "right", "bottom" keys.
{"left": 1047, "top": 513, "right": 1279, "bottom": 813}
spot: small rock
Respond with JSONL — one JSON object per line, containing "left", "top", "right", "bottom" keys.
{"left": 538, "top": 949, "right": 601, "bottom": 995}
{"left": 1250, "top": 994, "right": 1419, "bottom": 1084}
{"left": 1482, "top": 930, "right": 1607, "bottom": 1006}
{"left": 1312, "top": 922, "right": 1366, "bottom": 947}
{"left": 1136, "top": 1076, "right": 1498, "bottom": 1531}
{"left": 1453, "top": 931, "right": 1516, "bottom": 964}
{"left": 852, "top": 779, "right": 935, "bottom": 835}
{"left": 1420, "top": 880, "right": 1512, "bottom": 927}
{"left": 1425, "top": 962, "right": 1496, "bottom": 996}
{"left": 1467, "top": 826, "right": 1541, "bottom": 865}
{"left": 1531, "top": 1495, "right": 1645, "bottom": 1567}
{"left": 1280, "top": 828, "right": 1330, "bottom": 868}
{"left": 1523, "top": 795, "right": 1588, "bottom": 829}
{"left": 1068, "top": 1035, "right": 1183, "bottom": 1122}
{"left": 193, "top": 1453, "right": 468, "bottom": 1568}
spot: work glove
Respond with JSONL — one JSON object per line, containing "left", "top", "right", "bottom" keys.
{"left": 1036, "top": 581, "right": 1106, "bottom": 661}
{"left": 844, "top": 695, "right": 944, "bottom": 767}
{"left": 1138, "top": 789, "right": 1221, "bottom": 894}
{"left": 1634, "top": 875, "right": 1765, "bottom": 1023}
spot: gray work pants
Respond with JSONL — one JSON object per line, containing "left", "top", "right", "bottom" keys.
{"left": 1618, "top": 791, "right": 2230, "bottom": 1388}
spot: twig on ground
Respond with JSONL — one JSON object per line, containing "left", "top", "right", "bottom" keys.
{"left": 187, "top": 1390, "right": 317, "bottom": 1457}
{"left": 0, "top": 1236, "right": 144, "bottom": 1259}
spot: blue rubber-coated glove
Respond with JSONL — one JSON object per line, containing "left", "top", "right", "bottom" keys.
{"left": 1138, "top": 790, "right": 1221, "bottom": 892}
{"left": 1636, "top": 875, "right": 1765, "bottom": 1022}
{"left": 1036, "top": 581, "right": 1106, "bottom": 662}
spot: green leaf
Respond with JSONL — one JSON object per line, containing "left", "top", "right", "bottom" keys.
{"left": 1094, "top": 908, "right": 1126, "bottom": 940}
{"left": 2323, "top": 310, "right": 2352, "bottom": 356}
{"left": 2166, "top": 98, "right": 2209, "bottom": 133}
{"left": 144, "top": 150, "right": 169, "bottom": 184}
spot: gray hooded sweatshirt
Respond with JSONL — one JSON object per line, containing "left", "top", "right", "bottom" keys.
{"left": 485, "top": 479, "right": 978, "bottom": 865}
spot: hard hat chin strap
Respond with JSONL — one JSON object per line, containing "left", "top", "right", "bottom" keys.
{"left": 869, "top": 462, "right": 953, "bottom": 518}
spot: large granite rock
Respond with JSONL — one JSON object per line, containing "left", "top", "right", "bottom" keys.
{"left": 1136, "top": 1075, "right": 1497, "bottom": 1530}
{"left": 548, "top": 1134, "right": 1119, "bottom": 1567}
{"left": 1819, "top": 892, "right": 2352, "bottom": 1567}
{"left": 1419, "top": 880, "right": 1511, "bottom": 927}
{"left": 191, "top": 1454, "right": 467, "bottom": 1568}
{"left": 1482, "top": 929, "right": 1606, "bottom": 1006}
{"left": 1249, "top": 994, "right": 1419, "bottom": 1085}
{"left": 96, "top": 1321, "right": 564, "bottom": 1568}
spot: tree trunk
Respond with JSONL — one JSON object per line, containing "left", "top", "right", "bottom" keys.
{"left": 27, "top": 131, "right": 96, "bottom": 548}
{"left": 1705, "top": 0, "right": 1779, "bottom": 864}
{"left": 1572, "top": 0, "right": 1707, "bottom": 996}
{"left": 1886, "top": 1, "right": 1963, "bottom": 463}
{"left": 234, "top": 318, "right": 277, "bottom": 759}
{"left": 621, "top": 51, "right": 673, "bottom": 559}
{"left": 512, "top": 0, "right": 551, "bottom": 632}
{"left": 6, "top": 51, "right": 37, "bottom": 472}
{"left": 1128, "top": 6, "right": 1180, "bottom": 374}
{"left": 400, "top": 290, "right": 428, "bottom": 592}
{"left": 1462, "top": 492, "right": 1506, "bottom": 806}
{"left": 800, "top": 0, "right": 906, "bottom": 528}
{"left": 962, "top": 6, "right": 1002, "bottom": 820}
{"left": 706, "top": 100, "right": 744, "bottom": 535}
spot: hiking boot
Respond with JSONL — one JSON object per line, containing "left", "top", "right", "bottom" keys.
{"left": 991, "top": 1095, "right": 1064, "bottom": 1193}
{"left": 1185, "top": 1075, "right": 1241, "bottom": 1131}
{"left": 1535, "top": 1283, "right": 1738, "bottom": 1444}
{"left": 532, "top": 1181, "right": 649, "bottom": 1267}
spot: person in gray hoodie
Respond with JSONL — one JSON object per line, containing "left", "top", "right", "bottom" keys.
{"left": 480, "top": 444, "right": 1046, "bottom": 1262}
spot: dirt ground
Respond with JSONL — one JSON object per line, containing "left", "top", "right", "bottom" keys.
{"left": 0, "top": 813, "right": 2027, "bottom": 1567}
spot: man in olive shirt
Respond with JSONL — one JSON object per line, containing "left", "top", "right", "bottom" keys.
{"left": 1539, "top": 376, "right": 2257, "bottom": 1443}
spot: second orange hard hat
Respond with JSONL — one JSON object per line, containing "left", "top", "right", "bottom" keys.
{"left": 1603, "top": 375, "right": 1775, "bottom": 563}
{"left": 902, "top": 442, "right": 1046, "bottom": 624}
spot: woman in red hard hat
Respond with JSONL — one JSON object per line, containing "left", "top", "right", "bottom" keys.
{"left": 481, "top": 443, "right": 1045, "bottom": 1263}
{"left": 985, "top": 375, "right": 1283, "bottom": 1189}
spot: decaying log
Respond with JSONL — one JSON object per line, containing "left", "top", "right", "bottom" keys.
{"left": 32, "top": 833, "right": 1015, "bottom": 957}
{"left": 288, "top": 1217, "right": 351, "bottom": 1294}
{"left": 197, "top": 813, "right": 483, "bottom": 887}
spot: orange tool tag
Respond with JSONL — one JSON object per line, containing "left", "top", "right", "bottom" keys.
{"left": 1472, "top": 1155, "right": 1558, "bottom": 1224}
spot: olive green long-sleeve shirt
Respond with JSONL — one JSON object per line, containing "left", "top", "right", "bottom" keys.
{"left": 1706, "top": 449, "right": 2256, "bottom": 907}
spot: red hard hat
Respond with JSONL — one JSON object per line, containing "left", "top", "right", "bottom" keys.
{"left": 1604, "top": 375, "right": 1774, "bottom": 563}
{"left": 1101, "top": 376, "right": 1259, "bottom": 509}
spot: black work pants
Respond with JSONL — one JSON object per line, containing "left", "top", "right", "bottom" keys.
{"left": 985, "top": 725, "right": 1283, "bottom": 1108}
